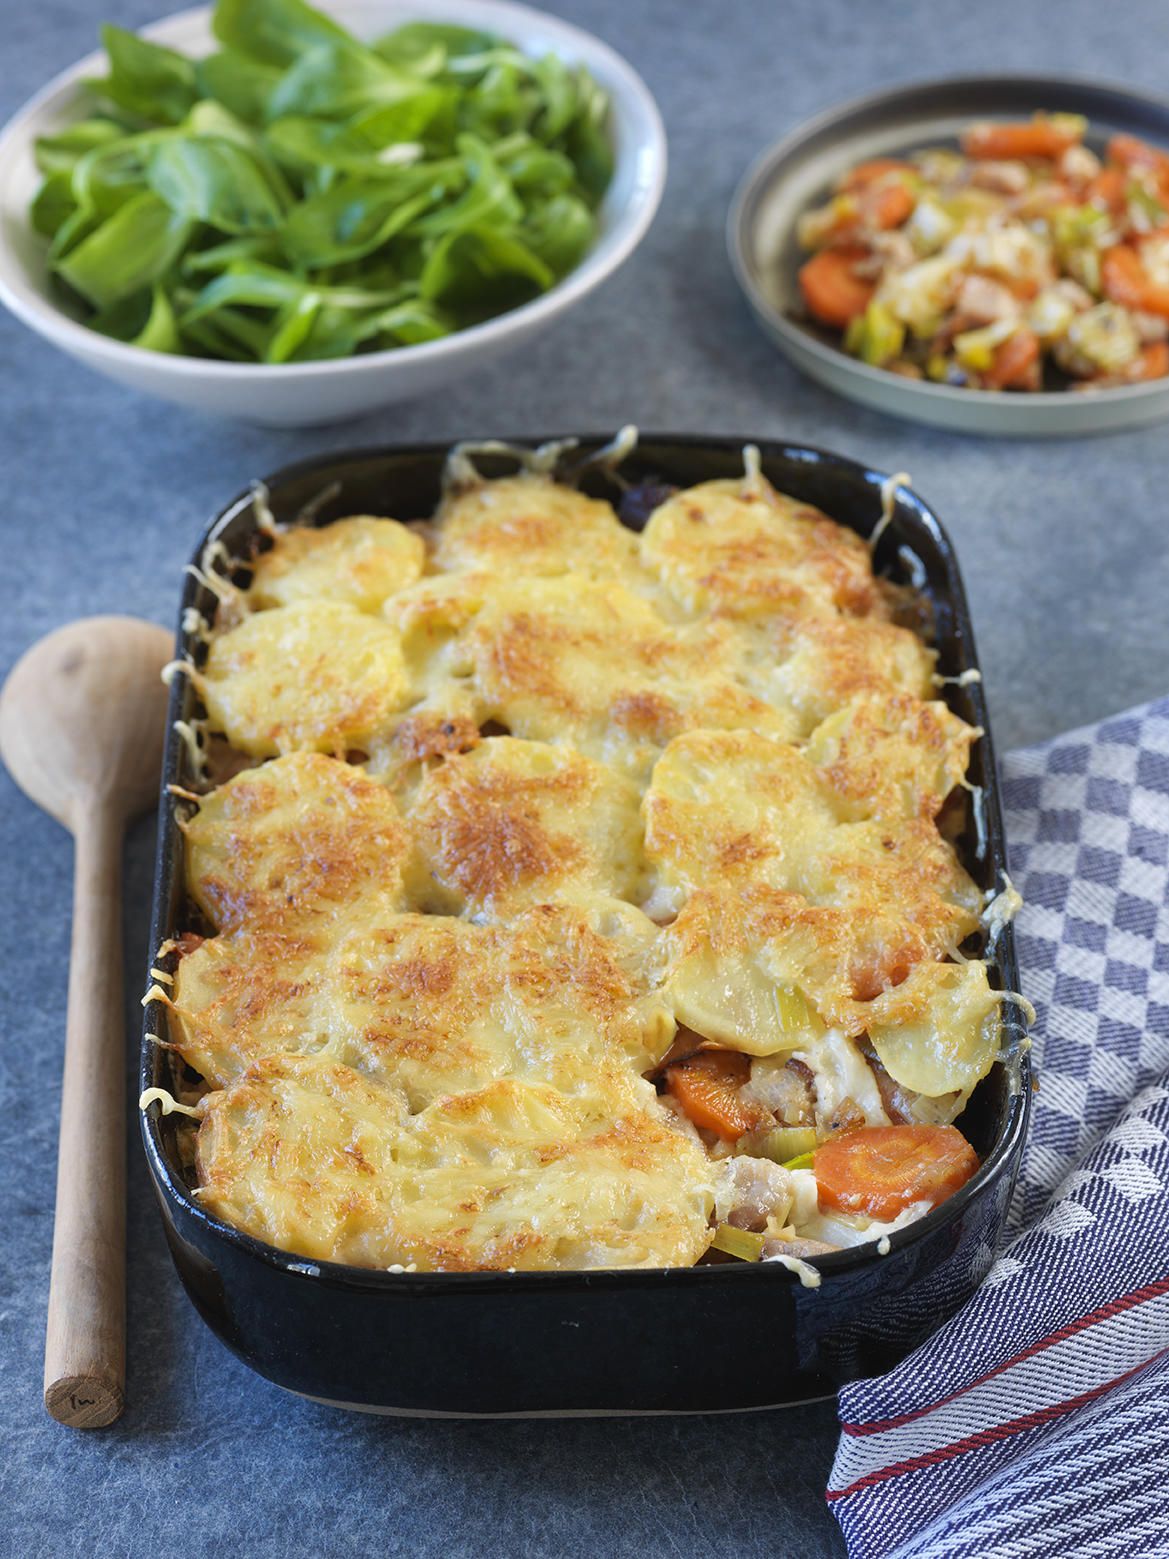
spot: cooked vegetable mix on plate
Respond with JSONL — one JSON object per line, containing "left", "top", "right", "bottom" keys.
{"left": 28, "top": 0, "right": 613, "bottom": 362}
{"left": 796, "top": 113, "right": 1169, "bottom": 391}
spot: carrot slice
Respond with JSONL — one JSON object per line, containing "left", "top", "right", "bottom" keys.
{"left": 1080, "top": 341, "right": 1169, "bottom": 389}
{"left": 798, "top": 246, "right": 875, "bottom": 327}
{"left": 1102, "top": 245, "right": 1169, "bottom": 318}
{"left": 814, "top": 179, "right": 913, "bottom": 243}
{"left": 961, "top": 119, "right": 1080, "bottom": 161}
{"left": 862, "top": 181, "right": 915, "bottom": 230}
{"left": 665, "top": 1051, "right": 761, "bottom": 1140}
{"left": 814, "top": 1124, "right": 979, "bottom": 1222}
{"left": 1087, "top": 166, "right": 1127, "bottom": 212}
{"left": 1001, "top": 273, "right": 1041, "bottom": 302}
{"left": 1108, "top": 134, "right": 1169, "bottom": 204}
{"left": 1103, "top": 244, "right": 1152, "bottom": 307}
{"left": 1137, "top": 284, "right": 1169, "bottom": 320}
{"left": 985, "top": 328, "right": 1041, "bottom": 390}
{"left": 1107, "top": 132, "right": 1169, "bottom": 176}
{"left": 839, "top": 158, "right": 914, "bottom": 191}
{"left": 1129, "top": 341, "right": 1169, "bottom": 381}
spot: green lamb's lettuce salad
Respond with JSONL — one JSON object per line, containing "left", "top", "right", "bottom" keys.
{"left": 29, "top": 0, "right": 613, "bottom": 362}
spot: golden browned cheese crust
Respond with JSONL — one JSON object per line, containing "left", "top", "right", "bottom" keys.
{"left": 247, "top": 516, "right": 426, "bottom": 612}
{"left": 662, "top": 883, "right": 983, "bottom": 1072}
{"left": 640, "top": 474, "right": 881, "bottom": 620}
{"left": 172, "top": 896, "right": 675, "bottom": 1100}
{"left": 461, "top": 577, "right": 795, "bottom": 780}
{"left": 646, "top": 730, "right": 982, "bottom": 1037}
{"left": 749, "top": 613, "right": 938, "bottom": 735}
{"left": 404, "top": 737, "right": 645, "bottom": 917}
{"left": 200, "top": 600, "right": 410, "bottom": 756}
{"left": 182, "top": 751, "right": 412, "bottom": 934}
{"left": 803, "top": 693, "right": 977, "bottom": 821}
{"left": 173, "top": 459, "right": 999, "bottom": 1271}
{"left": 196, "top": 1055, "right": 716, "bottom": 1271}
{"left": 431, "top": 475, "right": 642, "bottom": 581}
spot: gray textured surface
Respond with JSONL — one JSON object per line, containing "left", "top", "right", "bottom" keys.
{"left": 3, "top": 1, "right": 1169, "bottom": 1555}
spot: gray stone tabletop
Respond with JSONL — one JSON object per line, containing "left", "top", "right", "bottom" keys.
{"left": 3, "top": 0, "right": 1169, "bottom": 1554}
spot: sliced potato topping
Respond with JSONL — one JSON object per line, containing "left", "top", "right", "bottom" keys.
{"left": 171, "top": 456, "right": 1003, "bottom": 1272}
{"left": 171, "top": 895, "right": 676, "bottom": 1099}
{"left": 183, "top": 752, "right": 412, "bottom": 934}
{"left": 432, "top": 475, "right": 641, "bottom": 581}
{"left": 196, "top": 1055, "right": 716, "bottom": 1272}
{"left": 640, "top": 474, "right": 879, "bottom": 620}
{"left": 200, "top": 600, "right": 410, "bottom": 756}
{"left": 865, "top": 960, "right": 1002, "bottom": 1097}
{"left": 403, "top": 737, "right": 645, "bottom": 918}
{"left": 248, "top": 516, "right": 426, "bottom": 612}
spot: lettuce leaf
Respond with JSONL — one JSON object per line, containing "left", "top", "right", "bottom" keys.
{"left": 29, "top": 0, "right": 614, "bottom": 361}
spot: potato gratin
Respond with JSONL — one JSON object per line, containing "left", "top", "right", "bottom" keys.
{"left": 146, "top": 446, "right": 1012, "bottom": 1274}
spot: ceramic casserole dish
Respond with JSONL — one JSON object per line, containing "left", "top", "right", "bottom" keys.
{"left": 140, "top": 434, "right": 1031, "bottom": 1415}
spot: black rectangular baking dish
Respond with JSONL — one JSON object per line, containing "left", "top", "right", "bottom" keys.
{"left": 140, "top": 434, "right": 1030, "bottom": 1416}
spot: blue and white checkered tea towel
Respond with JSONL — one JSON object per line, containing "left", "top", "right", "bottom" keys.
{"left": 828, "top": 698, "right": 1169, "bottom": 1559}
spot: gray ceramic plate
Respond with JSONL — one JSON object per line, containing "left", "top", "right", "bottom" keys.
{"left": 728, "top": 74, "right": 1169, "bottom": 437}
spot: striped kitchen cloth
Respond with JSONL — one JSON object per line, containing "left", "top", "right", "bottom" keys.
{"left": 828, "top": 697, "right": 1169, "bottom": 1559}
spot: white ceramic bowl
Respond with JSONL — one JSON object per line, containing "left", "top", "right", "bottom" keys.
{"left": 0, "top": 0, "right": 665, "bottom": 426}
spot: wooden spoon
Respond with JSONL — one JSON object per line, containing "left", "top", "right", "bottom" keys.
{"left": 0, "top": 617, "right": 172, "bottom": 1428}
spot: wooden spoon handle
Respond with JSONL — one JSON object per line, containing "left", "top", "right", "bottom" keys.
{"left": 43, "top": 803, "right": 126, "bottom": 1428}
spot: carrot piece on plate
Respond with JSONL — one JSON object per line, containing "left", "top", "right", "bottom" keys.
{"left": 839, "top": 158, "right": 914, "bottom": 190}
{"left": 1087, "top": 166, "right": 1127, "bottom": 212}
{"left": 814, "top": 1124, "right": 979, "bottom": 1222}
{"left": 863, "top": 180, "right": 915, "bottom": 230}
{"left": 1103, "top": 244, "right": 1152, "bottom": 307}
{"left": 961, "top": 118, "right": 1081, "bottom": 161}
{"left": 1129, "top": 341, "right": 1169, "bottom": 381}
{"left": 1107, "top": 132, "right": 1169, "bottom": 176}
{"left": 665, "top": 1050, "right": 761, "bottom": 1140}
{"left": 1107, "top": 133, "right": 1169, "bottom": 203}
{"left": 1138, "top": 283, "right": 1169, "bottom": 320}
{"left": 1003, "top": 274, "right": 1041, "bottom": 302}
{"left": 798, "top": 246, "right": 875, "bottom": 327}
{"left": 985, "top": 328, "right": 1041, "bottom": 390}
{"left": 1102, "top": 245, "right": 1169, "bottom": 317}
